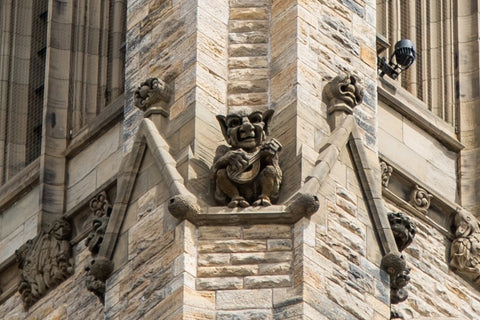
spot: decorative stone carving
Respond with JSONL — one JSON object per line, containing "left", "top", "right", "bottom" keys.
{"left": 388, "top": 212, "right": 416, "bottom": 252}
{"left": 390, "top": 310, "right": 405, "bottom": 319}
{"left": 450, "top": 208, "right": 480, "bottom": 285}
{"left": 386, "top": 212, "right": 416, "bottom": 304}
{"left": 409, "top": 184, "right": 432, "bottom": 213}
{"left": 15, "top": 218, "right": 73, "bottom": 309}
{"left": 85, "top": 191, "right": 112, "bottom": 254}
{"left": 211, "top": 108, "right": 282, "bottom": 208}
{"left": 380, "top": 161, "right": 393, "bottom": 187}
{"left": 85, "top": 256, "right": 114, "bottom": 303}
{"left": 323, "top": 72, "right": 365, "bottom": 114}
{"left": 134, "top": 77, "right": 172, "bottom": 115}
{"left": 84, "top": 191, "right": 113, "bottom": 301}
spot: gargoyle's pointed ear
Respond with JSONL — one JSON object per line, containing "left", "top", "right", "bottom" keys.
{"left": 216, "top": 115, "right": 228, "bottom": 141}
{"left": 263, "top": 109, "right": 274, "bottom": 135}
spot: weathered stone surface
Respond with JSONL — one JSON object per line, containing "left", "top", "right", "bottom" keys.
{"left": 217, "top": 289, "right": 273, "bottom": 310}
{"left": 243, "top": 225, "right": 291, "bottom": 239}
{"left": 267, "top": 239, "right": 293, "bottom": 251}
{"left": 198, "top": 265, "right": 259, "bottom": 277}
{"left": 16, "top": 218, "right": 73, "bottom": 309}
{"left": 198, "top": 240, "right": 267, "bottom": 253}
{"left": 198, "top": 226, "right": 242, "bottom": 240}
{"left": 196, "top": 277, "right": 243, "bottom": 290}
{"left": 231, "top": 252, "right": 292, "bottom": 265}
{"left": 244, "top": 275, "right": 291, "bottom": 289}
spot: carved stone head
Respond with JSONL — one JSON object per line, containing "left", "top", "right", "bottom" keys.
{"left": 216, "top": 108, "right": 274, "bottom": 152}
{"left": 453, "top": 208, "right": 480, "bottom": 237}
{"left": 323, "top": 73, "right": 364, "bottom": 113}
{"left": 388, "top": 212, "right": 416, "bottom": 252}
{"left": 49, "top": 218, "right": 72, "bottom": 241}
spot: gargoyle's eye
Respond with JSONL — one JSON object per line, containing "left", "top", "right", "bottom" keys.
{"left": 249, "top": 113, "right": 262, "bottom": 123}
{"left": 227, "top": 118, "right": 240, "bottom": 128}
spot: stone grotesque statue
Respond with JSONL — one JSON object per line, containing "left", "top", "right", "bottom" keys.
{"left": 16, "top": 218, "right": 73, "bottom": 309}
{"left": 450, "top": 208, "right": 480, "bottom": 284}
{"left": 211, "top": 108, "right": 282, "bottom": 208}
{"left": 323, "top": 73, "right": 364, "bottom": 114}
{"left": 387, "top": 211, "right": 416, "bottom": 304}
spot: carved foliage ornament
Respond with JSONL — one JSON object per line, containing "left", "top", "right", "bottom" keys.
{"left": 16, "top": 218, "right": 73, "bottom": 309}
{"left": 410, "top": 184, "right": 432, "bottom": 213}
{"left": 323, "top": 73, "right": 365, "bottom": 114}
{"left": 380, "top": 161, "right": 393, "bottom": 187}
{"left": 387, "top": 212, "right": 416, "bottom": 304}
{"left": 134, "top": 77, "right": 172, "bottom": 112}
{"left": 450, "top": 208, "right": 480, "bottom": 285}
{"left": 85, "top": 191, "right": 112, "bottom": 254}
{"left": 211, "top": 108, "right": 282, "bottom": 208}
{"left": 85, "top": 191, "right": 113, "bottom": 302}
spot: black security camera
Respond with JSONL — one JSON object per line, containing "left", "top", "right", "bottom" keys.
{"left": 378, "top": 39, "right": 416, "bottom": 80}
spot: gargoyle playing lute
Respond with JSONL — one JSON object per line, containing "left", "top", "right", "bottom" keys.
{"left": 211, "top": 108, "right": 282, "bottom": 208}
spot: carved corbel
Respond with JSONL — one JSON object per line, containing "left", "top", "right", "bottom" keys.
{"left": 409, "top": 184, "right": 432, "bottom": 213}
{"left": 15, "top": 218, "right": 73, "bottom": 309}
{"left": 134, "top": 77, "right": 172, "bottom": 117}
{"left": 380, "top": 161, "right": 393, "bottom": 187}
{"left": 387, "top": 212, "right": 416, "bottom": 304}
{"left": 85, "top": 256, "right": 114, "bottom": 303}
{"left": 85, "top": 191, "right": 113, "bottom": 301}
{"left": 323, "top": 73, "right": 365, "bottom": 115}
{"left": 450, "top": 208, "right": 480, "bottom": 285}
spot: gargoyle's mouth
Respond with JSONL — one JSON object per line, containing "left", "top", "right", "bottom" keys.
{"left": 341, "top": 84, "right": 357, "bottom": 101}
{"left": 238, "top": 132, "right": 256, "bottom": 141}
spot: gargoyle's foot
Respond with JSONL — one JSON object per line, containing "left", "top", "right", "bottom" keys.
{"left": 253, "top": 196, "right": 272, "bottom": 207}
{"left": 228, "top": 197, "right": 249, "bottom": 208}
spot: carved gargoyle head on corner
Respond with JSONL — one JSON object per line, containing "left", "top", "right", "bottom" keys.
{"left": 211, "top": 107, "right": 282, "bottom": 208}
{"left": 323, "top": 73, "right": 364, "bottom": 113}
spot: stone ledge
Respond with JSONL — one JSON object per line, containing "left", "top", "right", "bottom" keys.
{"left": 171, "top": 204, "right": 315, "bottom": 226}
{"left": 0, "top": 158, "right": 40, "bottom": 209}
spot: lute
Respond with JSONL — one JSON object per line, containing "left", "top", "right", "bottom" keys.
{"left": 227, "top": 139, "right": 282, "bottom": 184}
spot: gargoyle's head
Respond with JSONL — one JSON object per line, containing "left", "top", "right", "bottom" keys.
{"left": 50, "top": 218, "right": 72, "bottom": 241}
{"left": 453, "top": 208, "right": 480, "bottom": 237}
{"left": 324, "top": 73, "right": 364, "bottom": 111}
{"left": 217, "top": 108, "right": 274, "bottom": 152}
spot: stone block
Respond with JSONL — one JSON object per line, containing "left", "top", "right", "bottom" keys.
{"left": 229, "top": 31, "right": 268, "bottom": 44}
{"left": 196, "top": 277, "right": 243, "bottom": 290}
{"left": 231, "top": 252, "right": 293, "bottom": 265}
{"left": 216, "top": 289, "right": 273, "bottom": 310}
{"left": 244, "top": 275, "right": 291, "bottom": 289}
{"left": 198, "top": 226, "right": 242, "bottom": 240}
{"left": 198, "top": 240, "right": 267, "bottom": 253}
{"left": 230, "top": 20, "right": 268, "bottom": 33}
{"left": 198, "top": 253, "right": 231, "bottom": 266}
{"left": 68, "top": 123, "right": 121, "bottom": 187}
{"left": 230, "top": 7, "right": 269, "bottom": 20}
{"left": 258, "top": 262, "right": 291, "bottom": 275}
{"left": 267, "top": 239, "right": 293, "bottom": 251}
{"left": 198, "top": 265, "right": 259, "bottom": 277}
{"left": 229, "top": 57, "right": 269, "bottom": 69}
{"left": 243, "top": 225, "right": 291, "bottom": 239}
{"left": 217, "top": 310, "right": 272, "bottom": 320}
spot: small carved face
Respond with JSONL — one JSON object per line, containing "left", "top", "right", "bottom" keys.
{"left": 217, "top": 109, "right": 274, "bottom": 151}
{"left": 50, "top": 219, "right": 72, "bottom": 240}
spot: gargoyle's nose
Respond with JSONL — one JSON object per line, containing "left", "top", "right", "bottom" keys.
{"left": 240, "top": 117, "right": 254, "bottom": 132}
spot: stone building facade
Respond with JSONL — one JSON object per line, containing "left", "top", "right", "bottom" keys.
{"left": 0, "top": 0, "right": 479, "bottom": 319}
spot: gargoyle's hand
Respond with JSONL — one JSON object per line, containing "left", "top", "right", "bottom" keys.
{"left": 225, "top": 150, "right": 249, "bottom": 171}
